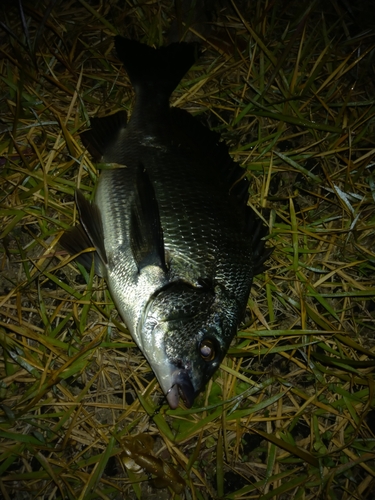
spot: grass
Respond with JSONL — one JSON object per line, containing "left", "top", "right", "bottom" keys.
{"left": 1, "top": 0, "right": 375, "bottom": 498}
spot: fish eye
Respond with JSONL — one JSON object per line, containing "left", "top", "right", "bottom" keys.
{"left": 199, "top": 339, "right": 215, "bottom": 361}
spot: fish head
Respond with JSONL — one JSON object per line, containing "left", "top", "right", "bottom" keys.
{"left": 139, "top": 281, "right": 240, "bottom": 409}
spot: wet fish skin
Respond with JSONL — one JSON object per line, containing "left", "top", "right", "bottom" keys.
{"left": 61, "top": 37, "right": 272, "bottom": 409}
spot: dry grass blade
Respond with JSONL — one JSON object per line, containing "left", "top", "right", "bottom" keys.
{"left": 1, "top": 0, "right": 375, "bottom": 499}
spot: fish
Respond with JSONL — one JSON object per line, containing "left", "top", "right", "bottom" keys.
{"left": 61, "top": 37, "right": 272, "bottom": 409}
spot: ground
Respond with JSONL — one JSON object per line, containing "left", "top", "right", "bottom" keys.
{"left": 0, "top": 0, "right": 375, "bottom": 499}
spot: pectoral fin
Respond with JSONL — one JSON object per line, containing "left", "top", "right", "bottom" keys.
{"left": 130, "top": 165, "right": 166, "bottom": 272}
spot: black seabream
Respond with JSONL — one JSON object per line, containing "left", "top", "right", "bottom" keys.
{"left": 61, "top": 37, "right": 272, "bottom": 409}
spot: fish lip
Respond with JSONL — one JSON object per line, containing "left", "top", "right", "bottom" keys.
{"left": 166, "top": 385, "right": 180, "bottom": 410}
{"left": 166, "top": 369, "right": 195, "bottom": 409}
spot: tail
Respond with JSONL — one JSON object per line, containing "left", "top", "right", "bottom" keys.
{"left": 114, "top": 37, "right": 200, "bottom": 99}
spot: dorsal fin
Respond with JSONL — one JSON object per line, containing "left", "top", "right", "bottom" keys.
{"left": 170, "top": 107, "right": 250, "bottom": 205}
{"left": 245, "top": 207, "right": 274, "bottom": 275}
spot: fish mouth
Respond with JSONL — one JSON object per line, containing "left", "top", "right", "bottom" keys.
{"left": 166, "top": 370, "right": 195, "bottom": 409}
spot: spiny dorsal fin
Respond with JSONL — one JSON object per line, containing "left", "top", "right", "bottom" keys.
{"left": 169, "top": 107, "right": 250, "bottom": 206}
{"left": 130, "top": 164, "right": 166, "bottom": 272}
{"left": 245, "top": 207, "right": 274, "bottom": 276}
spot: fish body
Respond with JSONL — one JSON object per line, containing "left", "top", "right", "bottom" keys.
{"left": 61, "top": 38, "right": 272, "bottom": 409}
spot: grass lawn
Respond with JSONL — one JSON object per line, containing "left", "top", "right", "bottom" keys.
{"left": 1, "top": 0, "right": 375, "bottom": 498}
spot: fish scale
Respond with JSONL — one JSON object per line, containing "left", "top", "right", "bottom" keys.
{"left": 61, "top": 37, "right": 272, "bottom": 409}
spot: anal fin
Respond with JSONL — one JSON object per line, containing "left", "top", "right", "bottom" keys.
{"left": 80, "top": 110, "right": 127, "bottom": 162}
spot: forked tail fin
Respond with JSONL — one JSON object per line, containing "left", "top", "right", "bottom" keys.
{"left": 114, "top": 37, "right": 200, "bottom": 100}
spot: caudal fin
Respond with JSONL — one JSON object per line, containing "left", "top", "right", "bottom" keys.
{"left": 114, "top": 37, "right": 200, "bottom": 98}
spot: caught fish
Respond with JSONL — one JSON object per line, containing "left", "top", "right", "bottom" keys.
{"left": 61, "top": 37, "right": 272, "bottom": 409}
